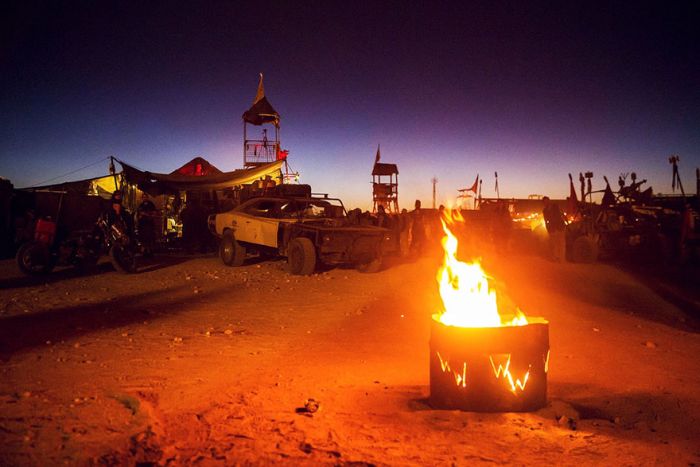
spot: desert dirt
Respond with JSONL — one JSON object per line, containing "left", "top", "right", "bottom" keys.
{"left": 1, "top": 239, "right": 699, "bottom": 466}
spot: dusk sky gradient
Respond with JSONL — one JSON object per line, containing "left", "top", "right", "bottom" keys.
{"left": 2, "top": 1, "right": 699, "bottom": 209}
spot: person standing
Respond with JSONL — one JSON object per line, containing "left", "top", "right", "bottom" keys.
{"left": 542, "top": 196, "right": 566, "bottom": 262}
{"left": 136, "top": 192, "right": 158, "bottom": 257}
{"left": 411, "top": 199, "right": 425, "bottom": 255}
{"left": 101, "top": 191, "right": 133, "bottom": 234}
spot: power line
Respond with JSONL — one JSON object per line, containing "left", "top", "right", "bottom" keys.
{"left": 27, "top": 156, "right": 112, "bottom": 187}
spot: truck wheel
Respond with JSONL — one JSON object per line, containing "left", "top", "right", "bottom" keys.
{"left": 571, "top": 235, "right": 598, "bottom": 263}
{"left": 220, "top": 230, "right": 246, "bottom": 266}
{"left": 16, "top": 241, "right": 53, "bottom": 275}
{"left": 357, "top": 257, "right": 382, "bottom": 273}
{"left": 287, "top": 237, "right": 316, "bottom": 275}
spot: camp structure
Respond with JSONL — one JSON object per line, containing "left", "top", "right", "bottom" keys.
{"left": 118, "top": 158, "right": 284, "bottom": 197}
{"left": 23, "top": 173, "right": 120, "bottom": 198}
{"left": 242, "top": 74, "right": 289, "bottom": 168}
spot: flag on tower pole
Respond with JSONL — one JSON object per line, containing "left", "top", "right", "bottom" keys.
{"left": 568, "top": 173, "right": 578, "bottom": 216}
{"left": 254, "top": 73, "right": 265, "bottom": 104}
{"left": 467, "top": 174, "right": 479, "bottom": 193}
{"left": 374, "top": 144, "right": 381, "bottom": 164}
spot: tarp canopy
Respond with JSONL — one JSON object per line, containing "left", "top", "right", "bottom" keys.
{"left": 242, "top": 96, "right": 280, "bottom": 126}
{"left": 119, "top": 159, "right": 284, "bottom": 195}
{"left": 171, "top": 157, "right": 222, "bottom": 176}
{"left": 23, "top": 174, "right": 119, "bottom": 197}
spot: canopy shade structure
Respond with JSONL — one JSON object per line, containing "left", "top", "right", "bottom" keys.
{"left": 23, "top": 174, "right": 119, "bottom": 197}
{"left": 372, "top": 162, "right": 399, "bottom": 176}
{"left": 242, "top": 96, "right": 280, "bottom": 127}
{"left": 118, "top": 159, "right": 284, "bottom": 195}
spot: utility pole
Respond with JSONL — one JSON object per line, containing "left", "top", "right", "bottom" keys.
{"left": 431, "top": 177, "right": 438, "bottom": 209}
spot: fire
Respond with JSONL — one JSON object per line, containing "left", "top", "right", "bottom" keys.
{"left": 435, "top": 210, "right": 527, "bottom": 328}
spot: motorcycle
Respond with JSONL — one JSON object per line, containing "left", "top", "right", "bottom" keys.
{"left": 95, "top": 215, "right": 139, "bottom": 273}
{"left": 16, "top": 214, "right": 139, "bottom": 276}
{"left": 15, "top": 218, "right": 102, "bottom": 275}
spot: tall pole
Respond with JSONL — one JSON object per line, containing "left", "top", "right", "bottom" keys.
{"left": 431, "top": 177, "right": 438, "bottom": 209}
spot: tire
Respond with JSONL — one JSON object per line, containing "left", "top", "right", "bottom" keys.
{"left": 16, "top": 241, "right": 53, "bottom": 275}
{"left": 357, "top": 257, "right": 382, "bottom": 273}
{"left": 571, "top": 235, "right": 599, "bottom": 263}
{"left": 287, "top": 237, "right": 316, "bottom": 275}
{"left": 110, "top": 242, "right": 137, "bottom": 273}
{"left": 219, "top": 230, "right": 246, "bottom": 266}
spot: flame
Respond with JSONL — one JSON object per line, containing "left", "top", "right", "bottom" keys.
{"left": 435, "top": 210, "right": 528, "bottom": 328}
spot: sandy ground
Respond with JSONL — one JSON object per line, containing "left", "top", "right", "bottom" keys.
{"left": 1, "top": 243, "right": 699, "bottom": 466}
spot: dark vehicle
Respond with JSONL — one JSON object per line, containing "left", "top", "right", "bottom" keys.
{"left": 211, "top": 194, "right": 396, "bottom": 275}
{"left": 15, "top": 217, "right": 101, "bottom": 275}
{"left": 16, "top": 213, "right": 139, "bottom": 276}
{"left": 566, "top": 201, "right": 681, "bottom": 264}
{"left": 95, "top": 215, "right": 139, "bottom": 273}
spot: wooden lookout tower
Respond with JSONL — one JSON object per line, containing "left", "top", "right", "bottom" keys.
{"left": 371, "top": 145, "right": 399, "bottom": 213}
{"left": 242, "top": 74, "right": 284, "bottom": 169}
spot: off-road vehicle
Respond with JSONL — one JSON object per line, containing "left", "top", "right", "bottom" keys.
{"left": 211, "top": 192, "right": 394, "bottom": 274}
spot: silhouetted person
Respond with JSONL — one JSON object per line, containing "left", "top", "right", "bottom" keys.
{"left": 136, "top": 193, "right": 158, "bottom": 257}
{"left": 542, "top": 196, "right": 566, "bottom": 262}
{"left": 493, "top": 202, "right": 512, "bottom": 253}
{"left": 376, "top": 204, "right": 390, "bottom": 228}
{"left": 411, "top": 199, "right": 425, "bottom": 255}
{"left": 101, "top": 191, "right": 133, "bottom": 234}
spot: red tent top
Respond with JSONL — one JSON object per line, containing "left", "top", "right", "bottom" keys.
{"left": 170, "top": 157, "right": 222, "bottom": 176}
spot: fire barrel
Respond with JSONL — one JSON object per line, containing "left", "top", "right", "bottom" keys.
{"left": 429, "top": 318, "right": 549, "bottom": 412}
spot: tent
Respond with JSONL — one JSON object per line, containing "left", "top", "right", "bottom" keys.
{"left": 171, "top": 157, "right": 223, "bottom": 176}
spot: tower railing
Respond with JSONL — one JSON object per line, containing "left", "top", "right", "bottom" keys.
{"left": 244, "top": 139, "right": 280, "bottom": 167}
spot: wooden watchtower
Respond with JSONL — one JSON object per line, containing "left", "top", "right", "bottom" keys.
{"left": 371, "top": 145, "right": 399, "bottom": 213}
{"left": 242, "top": 74, "right": 282, "bottom": 169}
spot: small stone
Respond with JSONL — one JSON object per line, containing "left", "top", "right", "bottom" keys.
{"left": 304, "top": 398, "right": 320, "bottom": 413}
{"left": 73, "top": 343, "right": 80, "bottom": 349}
{"left": 644, "top": 341, "right": 657, "bottom": 349}
{"left": 224, "top": 329, "right": 233, "bottom": 335}
{"left": 173, "top": 337, "right": 183, "bottom": 343}
{"left": 22, "top": 391, "right": 31, "bottom": 398}
{"left": 592, "top": 327, "right": 600, "bottom": 332}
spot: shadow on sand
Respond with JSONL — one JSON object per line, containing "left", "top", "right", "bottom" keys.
{"left": 0, "top": 283, "right": 239, "bottom": 359}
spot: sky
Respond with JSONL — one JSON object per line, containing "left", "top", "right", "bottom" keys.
{"left": 1, "top": 1, "right": 699, "bottom": 209}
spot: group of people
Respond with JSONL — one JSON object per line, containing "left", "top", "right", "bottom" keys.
{"left": 101, "top": 191, "right": 158, "bottom": 256}
{"left": 350, "top": 199, "right": 437, "bottom": 257}
{"left": 365, "top": 196, "right": 570, "bottom": 263}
